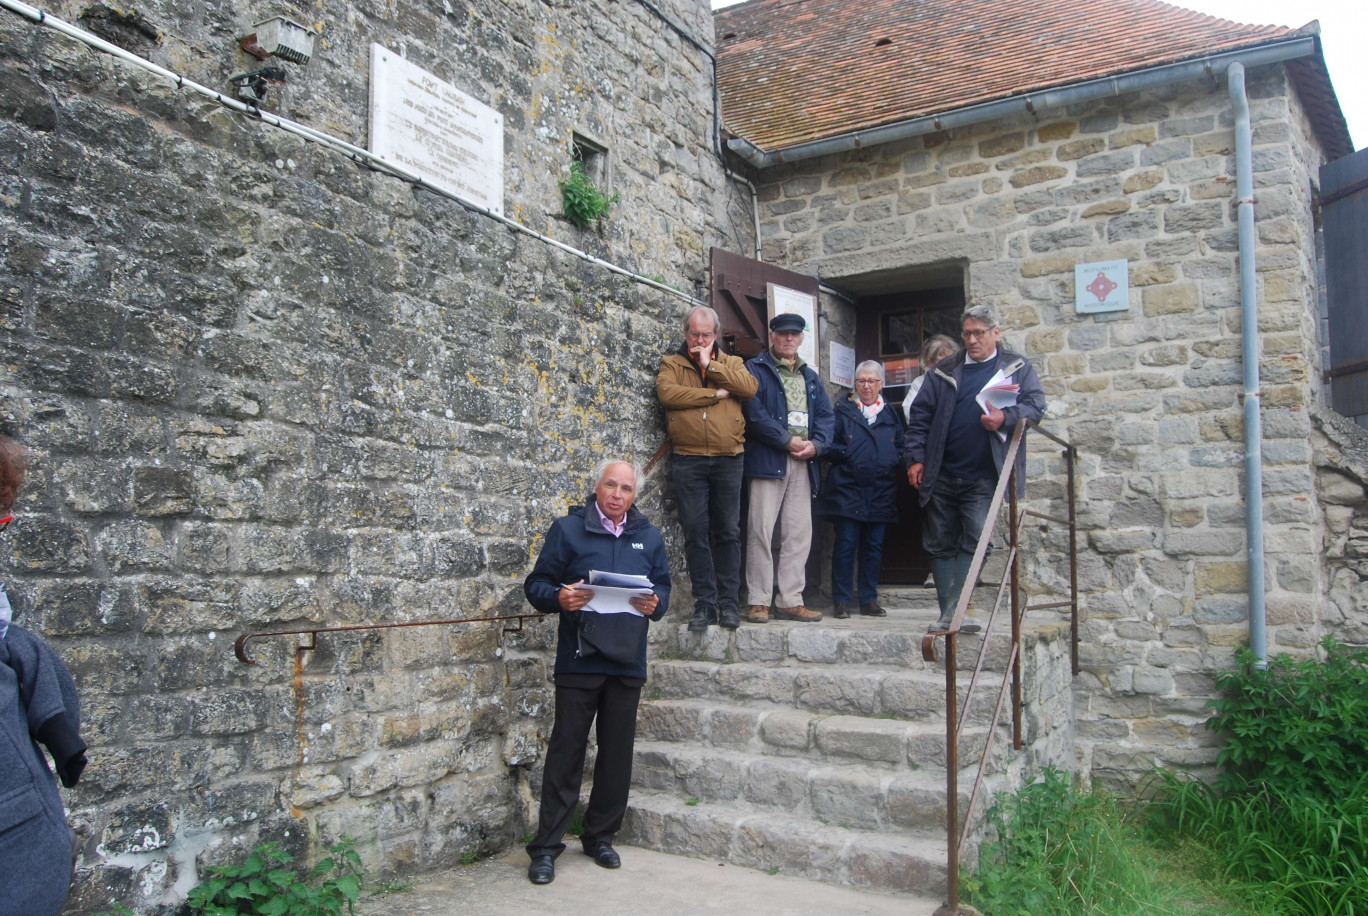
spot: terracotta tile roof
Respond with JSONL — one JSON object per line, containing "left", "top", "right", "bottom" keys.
{"left": 715, "top": 0, "right": 1301, "bottom": 151}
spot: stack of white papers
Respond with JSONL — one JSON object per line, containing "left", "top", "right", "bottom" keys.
{"left": 565, "top": 570, "right": 655, "bottom": 615}
{"left": 975, "top": 368, "right": 1020, "bottom": 442}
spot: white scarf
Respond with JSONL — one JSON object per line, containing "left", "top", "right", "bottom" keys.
{"left": 858, "top": 397, "right": 884, "bottom": 425}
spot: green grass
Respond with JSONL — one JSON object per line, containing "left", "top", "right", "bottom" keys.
{"left": 967, "top": 767, "right": 1262, "bottom": 916}
{"left": 1146, "top": 770, "right": 1368, "bottom": 916}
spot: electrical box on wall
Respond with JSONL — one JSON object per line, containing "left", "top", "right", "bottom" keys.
{"left": 240, "top": 17, "right": 315, "bottom": 65}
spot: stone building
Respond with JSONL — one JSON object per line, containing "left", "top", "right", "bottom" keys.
{"left": 0, "top": 0, "right": 1366, "bottom": 910}
{"left": 0, "top": 0, "right": 738, "bottom": 910}
{"left": 714, "top": 0, "right": 1366, "bottom": 790}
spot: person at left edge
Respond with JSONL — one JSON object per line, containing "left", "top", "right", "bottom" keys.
{"left": 523, "top": 459, "right": 671, "bottom": 886}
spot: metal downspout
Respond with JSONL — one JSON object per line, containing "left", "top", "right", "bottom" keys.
{"left": 1229, "top": 62, "right": 1267, "bottom": 667}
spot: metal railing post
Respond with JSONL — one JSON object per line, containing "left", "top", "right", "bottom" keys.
{"left": 944, "top": 631, "right": 959, "bottom": 911}
{"left": 1009, "top": 469, "right": 1023, "bottom": 750}
{"left": 1066, "top": 445, "right": 1079, "bottom": 676}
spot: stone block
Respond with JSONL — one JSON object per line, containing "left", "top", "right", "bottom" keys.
{"left": 760, "top": 709, "right": 814, "bottom": 751}
{"left": 708, "top": 706, "right": 766, "bottom": 748}
{"left": 1057, "top": 138, "right": 1106, "bottom": 160}
{"left": 1106, "top": 211, "right": 1158, "bottom": 241}
{"left": 1142, "top": 284, "right": 1198, "bottom": 315}
{"left": 810, "top": 770, "right": 884, "bottom": 828}
{"left": 742, "top": 756, "right": 812, "bottom": 810}
{"left": 1109, "top": 126, "right": 1157, "bottom": 148}
{"left": 1010, "top": 165, "right": 1068, "bottom": 188}
{"left": 979, "top": 132, "right": 1026, "bottom": 157}
{"left": 1076, "top": 150, "right": 1136, "bottom": 177}
{"left": 813, "top": 716, "right": 906, "bottom": 764}
{"left": 1037, "top": 121, "right": 1076, "bottom": 141}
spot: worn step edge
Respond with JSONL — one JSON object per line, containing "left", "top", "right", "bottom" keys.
{"left": 648, "top": 660, "right": 1008, "bottom": 722}
{"left": 632, "top": 739, "right": 989, "bottom": 833}
{"left": 638, "top": 697, "right": 1007, "bottom": 771}
{"left": 663, "top": 622, "right": 1014, "bottom": 672}
{"left": 622, "top": 789, "right": 951, "bottom": 895}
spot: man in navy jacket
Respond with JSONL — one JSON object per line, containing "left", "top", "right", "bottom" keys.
{"left": 523, "top": 459, "right": 671, "bottom": 885}
{"left": 742, "top": 313, "right": 834, "bottom": 624}
{"left": 905, "top": 305, "right": 1046, "bottom": 632}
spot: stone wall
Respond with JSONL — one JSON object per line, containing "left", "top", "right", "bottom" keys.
{"left": 749, "top": 63, "right": 1336, "bottom": 789}
{"left": 0, "top": 0, "right": 736, "bottom": 911}
{"left": 1314, "top": 407, "right": 1368, "bottom": 644}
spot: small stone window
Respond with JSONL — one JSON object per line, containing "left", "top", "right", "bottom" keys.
{"left": 572, "top": 131, "right": 611, "bottom": 194}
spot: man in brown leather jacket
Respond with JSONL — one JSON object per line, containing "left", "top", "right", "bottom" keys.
{"left": 656, "top": 306, "right": 758, "bottom": 631}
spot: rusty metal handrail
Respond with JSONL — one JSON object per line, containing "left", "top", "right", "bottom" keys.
{"left": 234, "top": 613, "right": 543, "bottom": 664}
{"left": 922, "top": 420, "right": 1079, "bottom": 915}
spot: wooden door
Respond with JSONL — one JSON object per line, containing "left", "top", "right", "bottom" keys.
{"left": 1321, "top": 148, "right": 1368, "bottom": 424}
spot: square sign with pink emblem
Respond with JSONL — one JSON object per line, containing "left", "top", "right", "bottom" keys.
{"left": 1074, "top": 259, "right": 1129, "bottom": 314}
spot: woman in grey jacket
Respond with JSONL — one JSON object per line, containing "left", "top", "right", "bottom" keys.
{"left": 1, "top": 437, "right": 86, "bottom": 916}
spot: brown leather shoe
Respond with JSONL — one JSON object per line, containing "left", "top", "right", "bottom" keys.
{"left": 773, "top": 605, "right": 821, "bottom": 622}
{"left": 746, "top": 604, "right": 769, "bottom": 623}
{"left": 859, "top": 602, "right": 887, "bottom": 617}
{"left": 833, "top": 603, "right": 851, "bottom": 619}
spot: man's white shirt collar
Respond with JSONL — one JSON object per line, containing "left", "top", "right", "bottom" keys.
{"left": 965, "top": 348, "right": 999, "bottom": 365}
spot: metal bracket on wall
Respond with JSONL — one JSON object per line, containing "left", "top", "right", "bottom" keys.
{"left": 234, "top": 613, "right": 541, "bottom": 665}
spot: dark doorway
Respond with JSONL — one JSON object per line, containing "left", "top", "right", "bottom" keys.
{"left": 854, "top": 283, "right": 965, "bottom": 584}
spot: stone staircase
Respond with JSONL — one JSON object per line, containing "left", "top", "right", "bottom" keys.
{"left": 619, "top": 587, "right": 1020, "bottom": 899}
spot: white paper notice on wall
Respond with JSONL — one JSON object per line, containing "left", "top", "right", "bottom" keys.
{"left": 1075, "top": 259, "right": 1129, "bottom": 314}
{"left": 830, "top": 341, "right": 855, "bottom": 388}
{"left": 768, "top": 283, "right": 818, "bottom": 373}
{"left": 368, "top": 44, "right": 504, "bottom": 216}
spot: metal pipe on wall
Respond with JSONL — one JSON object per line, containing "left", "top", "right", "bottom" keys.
{"left": 1229, "top": 62, "right": 1268, "bottom": 667}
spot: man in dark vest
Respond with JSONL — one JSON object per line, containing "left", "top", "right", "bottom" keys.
{"left": 905, "top": 305, "right": 1046, "bottom": 631}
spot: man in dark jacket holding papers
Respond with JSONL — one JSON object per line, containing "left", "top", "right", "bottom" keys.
{"left": 905, "top": 305, "right": 1045, "bottom": 632}
{"left": 523, "top": 459, "right": 671, "bottom": 885}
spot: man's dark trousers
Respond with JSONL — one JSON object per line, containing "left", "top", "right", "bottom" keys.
{"left": 526, "top": 676, "right": 641, "bottom": 859}
{"left": 673, "top": 454, "right": 745, "bottom": 617}
{"left": 924, "top": 475, "right": 996, "bottom": 621}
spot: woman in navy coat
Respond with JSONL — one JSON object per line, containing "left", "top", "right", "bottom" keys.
{"left": 1, "top": 437, "right": 86, "bottom": 916}
{"left": 817, "top": 362, "right": 905, "bottom": 618}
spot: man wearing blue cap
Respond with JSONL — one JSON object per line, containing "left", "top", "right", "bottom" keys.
{"left": 741, "top": 312, "right": 834, "bottom": 623}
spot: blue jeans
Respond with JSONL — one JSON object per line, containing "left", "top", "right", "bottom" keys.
{"left": 922, "top": 476, "right": 996, "bottom": 559}
{"left": 830, "top": 519, "right": 886, "bottom": 606}
{"left": 672, "top": 454, "right": 745, "bottom": 612}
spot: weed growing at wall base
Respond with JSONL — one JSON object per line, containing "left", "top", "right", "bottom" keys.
{"left": 187, "top": 837, "right": 362, "bottom": 916}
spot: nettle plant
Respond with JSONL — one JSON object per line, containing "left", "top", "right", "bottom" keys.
{"left": 187, "top": 837, "right": 363, "bottom": 916}
{"left": 560, "top": 158, "right": 618, "bottom": 230}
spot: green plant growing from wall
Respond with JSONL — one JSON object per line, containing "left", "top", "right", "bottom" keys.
{"left": 560, "top": 159, "right": 618, "bottom": 230}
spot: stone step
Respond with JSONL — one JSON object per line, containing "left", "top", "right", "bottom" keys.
{"left": 648, "top": 660, "right": 1006, "bottom": 723}
{"left": 621, "top": 789, "right": 951, "bottom": 896}
{"left": 665, "top": 618, "right": 1016, "bottom": 673}
{"left": 637, "top": 697, "right": 1007, "bottom": 771}
{"left": 632, "top": 740, "right": 986, "bottom": 833}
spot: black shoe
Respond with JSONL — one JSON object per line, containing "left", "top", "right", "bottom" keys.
{"left": 859, "top": 602, "right": 886, "bottom": 617}
{"left": 718, "top": 606, "right": 740, "bottom": 630}
{"left": 528, "top": 855, "right": 555, "bottom": 884}
{"left": 833, "top": 603, "right": 851, "bottom": 619}
{"left": 687, "top": 606, "right": 715, "bottom": 632}
{"left": 583, "top": 841, "right": 621, "bottom": 869}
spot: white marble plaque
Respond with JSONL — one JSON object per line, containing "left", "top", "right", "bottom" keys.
{"left": 1075, "top": 258, "right": 1129, "bottom": 314}
{"left": 368, "top": 44, "right": 504, "bottom": 215}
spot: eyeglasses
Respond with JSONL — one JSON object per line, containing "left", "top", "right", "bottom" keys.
{"left": 854, "top": 378, "right": 882, "bottom": 385}
{"left": 0, "top": 515, "right": 12, "bottom": 534}
{"left": 962, "top": 327, "right": 996, "bottom": 340}
{"left": 686, "top": 330, "right": 716, "bottom": 340}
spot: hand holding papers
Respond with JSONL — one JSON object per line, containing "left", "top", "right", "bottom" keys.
{"left": 563, "top": 570, "right": 655, "bottom": 616}
{"left": 975, "top": 368, "right": 1020, "bottom": 442}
